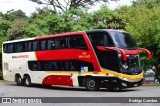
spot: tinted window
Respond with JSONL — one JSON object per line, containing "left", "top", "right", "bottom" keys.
{"left": 56, "top": 61, "right": 66, "bottom": 70}
{"left": 110, "top": 31, "right": 137, "bottom": 49}
{"left": 67, "top": 60, "right": 78, "bottom": 71}
{"left": 28, "top": 60, "right": 94, "bottom": 72}
{"left": 3, "top": 44, "right": 8, "bottom": 53}
{"left": 33, "top": 41, "right": 38, "bottom": 51}
{"left": 24, "top": 42, "right": 29, "bottom": 52}
{"left": 28, "top": 41, "right": 33, "bottom": 51}
{"left": 69, "top": 35, "right": 88, "bottom": 49}
{"left": 56, "top": 37, "right": 67, "bottom": 49}
{"left": 47, "top": 39, "right": 56, "bottom": 50}
{"left": 41, "top": 40, "right": 47, "bottom": 50}
{"left": 8, "top": 44, "right": 14, "bottom": 53}
{"left": 87, "top": 32, "right": 113, "bottom": 47}
{"left": 3, "top": 34, "right": 88, "bottom": 53}
{"left": 28, "top": 61, "right": 42, "bottom": 71}
{"left": 16, "top": 43, "right": 25, "bottom": 52}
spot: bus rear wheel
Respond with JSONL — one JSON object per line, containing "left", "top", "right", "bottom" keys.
{"left": 85, "top": 77, "right": 99, "bottom": 91}
{"left": 16, "top": 75, "right": 23, "bottom": 86}
{"left": 24, "top": 76, "right": 32, "bottom": 87}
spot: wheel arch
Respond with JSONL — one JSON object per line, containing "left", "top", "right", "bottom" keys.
{"left": 15, "top": 73, "right": 22, "bottom": 82}
{"left": 23, "top": 73, "right": 31, "bottom": 80}
{"left": 78, "top": 75, "right": 93, "bottom": 87}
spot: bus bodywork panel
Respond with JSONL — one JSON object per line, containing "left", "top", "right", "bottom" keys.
{"left": 2, "top": 29, "right": 151, "bottom": 90}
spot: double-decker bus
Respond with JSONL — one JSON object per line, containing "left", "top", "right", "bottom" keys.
{"left": 2, "top": 29, "right": 151, "bottom": 91}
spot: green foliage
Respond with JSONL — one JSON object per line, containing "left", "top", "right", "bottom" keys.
{"left": 29, "top": 0, "right": 119, "bottom": 12}
{"left": 7, "top": 19, "right": 27, "bottom": 40}
{"left": 118, "top": 1, "right": 160, "bottom": 69}
{"left": 1, "top": 1, "right": 160, "bottom": 71}
{"left": 0, "top": 18, "right": 10, "bottom": 51}
{"left": 1, "top": 9, "right": 27, "bottom": 21}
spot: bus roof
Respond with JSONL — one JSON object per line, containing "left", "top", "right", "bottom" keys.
{"left": 3, "top": 29, "right": 126, "bottom": 44}
{"left": 3, "top": 31, "right": 84, "bottom": 44}
{"left": 85, "top": 29, "right": 127, "bottom": 33}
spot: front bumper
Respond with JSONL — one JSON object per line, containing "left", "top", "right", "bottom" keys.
{"left": 95, "top": 77, "right": 143, "bottom": 89}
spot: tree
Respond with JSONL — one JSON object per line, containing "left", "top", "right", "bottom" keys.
{"left": 0, "top": 16, "right": 10, "bottom": 52}
{"left": 118, "top": 1, "right": 160, "bottom": 70}
{"left": 1, "top": 9, "right": 27, "bottom": 21}
{"left": 25, "top": 7, "right": 63, "bottom": 37}
{"left": 29, "top": 0, "right": 119, "bottom": 13}
{"left": 7, "top": 19, "right": 27, "bottom": 40}
{"left": 133, "top": 0, "right": 160, "bottom": 6}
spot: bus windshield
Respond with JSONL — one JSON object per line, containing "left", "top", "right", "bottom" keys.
{"left": 109, "top": 31, "right": 137, "bottom": 49}
{"left": 120, "top": 56, "right": 142, "bottom": 74}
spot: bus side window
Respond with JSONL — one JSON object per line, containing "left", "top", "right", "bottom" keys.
{"left": 38, "top": 41, "right": 42, "bottom": 50}
{"left": 41, "top": 40, "right": 47, "bottom": 50}
{"left": 88, "top": 32, "right": 114, "bottom": 47}
{"left": 28, "top": 61, "right": 42, "bottom": 71}
{"left": 48, "top": 39, "right": 56, "bottom": 50}
{"left": 57, "top": 61, "right": 66, "bottom": 70}
{"left": 33, "top": 41, "right": 38, "bottom": 51}
{"left": 28, "top": 61, "right": 36, "bottom": 70}
{"left": 16, "top": 42, "right": 25, "bottom": 52}
{"left": 28, "top": 41, "right": 33, "bottom": 51}
{"left": 69, "top": 35, "right": 88, "bottom": 50}
{"left": 32, "top": 62, "right": 38, "bottom": 71}
{"left": 8, "top": 44, "right": 14, "bottom": 53}
{"left": 68, "top": 60, "right": 77, "bottom": 71}
{"left": 56, "top": 37, "right": 67, "bottom": 49}
{"left": 51, "top": 61, "right": 58, "bottom": 70}
{"left": 24, "top": 42, "right": 28, "bottom": 52}
{"left": 44, "top": 61, "right": 52, "bottom": 71}
{"left": 3, "top": 44, "right": 8, "bottom": 53}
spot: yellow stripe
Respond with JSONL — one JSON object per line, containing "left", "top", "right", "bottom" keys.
{"left": 100, "top": 69, "right": 143, "bottom": 80}
{"left": 34, "top": 52, "right": 37, "bottom": 60}
{"left": 44, "top": 69, "right": 143, "bottom": 80}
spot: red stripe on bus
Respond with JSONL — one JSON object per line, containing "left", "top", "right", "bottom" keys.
{"left": 42, "top": 75, "right": 73, "bottom": 86}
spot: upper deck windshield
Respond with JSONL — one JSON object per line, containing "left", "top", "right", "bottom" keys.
{"left": 109, "top": 31, "right": 137, "bottom": 49}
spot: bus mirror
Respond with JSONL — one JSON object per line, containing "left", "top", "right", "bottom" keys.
{"left": 96, "top": 46, "right": 127, "bottom": 61}
{"left": 138, "top": 48, "right": 152, "bottom": 60}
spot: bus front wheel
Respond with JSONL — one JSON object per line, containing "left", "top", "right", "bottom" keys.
{"left": 85, "top": 77, "right": 99, "bottom": 91}
{"left": 16, "top": 75, "right": 23, "bottom": 86}
{"left": 24, "top": 76, "right": 32, "bottom": 87}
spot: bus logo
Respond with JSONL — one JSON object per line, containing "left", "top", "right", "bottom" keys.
{"left": 12, "top": 55, "right": 29, "bottom": 59}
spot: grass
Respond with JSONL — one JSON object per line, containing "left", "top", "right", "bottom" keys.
{"left": 0, "top": 80, "right": 6, "bottom": 82}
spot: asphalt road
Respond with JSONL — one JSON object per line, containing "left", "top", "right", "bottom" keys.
{"left": 0, "top": 81, "right": 160, "bottom": 106}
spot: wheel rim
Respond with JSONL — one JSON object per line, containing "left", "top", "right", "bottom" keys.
{"left": 17, "top": 78, "right": 21, "bottom": 84}
{"left": 26, "top": 78, "right": 30, "bottom": 85}
{"left": 88, "top": 80, "right": 95, "bottom": 88}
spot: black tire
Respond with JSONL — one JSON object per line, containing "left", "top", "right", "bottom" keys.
{"left": 85, "top": 77, "right": 99, "bottom": 91}
{"left": 107, "top": 88, "right": 115, "bottom": 91}
{"left": 43, "top": 84, "right": 51, "bottom": 88}
{"left": 24, "top": 76, "right": 32, "bottom": 87}
{"left": 16, "top": 75, "right": 23, "bottom": 86}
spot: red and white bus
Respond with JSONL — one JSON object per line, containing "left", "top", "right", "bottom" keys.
{"left": 2, "top": 29, "right": 151, "bottom": 91}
